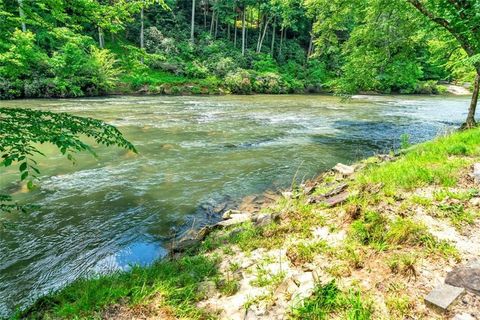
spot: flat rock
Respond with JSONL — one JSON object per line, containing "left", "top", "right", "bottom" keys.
{"left": 445, "top": 264, "right": 480, "bottom": 295}
{"left": 325, "top": 191, "right": 349, "bottom": 207}
{"left": 425, "top": 284, "right": 465, "bottom": 311}
{"left": 452, "top": 313, "right": 476, "bottom": 320}
{"left": 215, "top": 213, "right": 250, "bottom": 228}
{"left": 474, "top": 163, "right": 480, "bottom": 184}
{"left": 333, "top": 163, "right": 355, "bottom": 176}
{"left": 253, "top": 213, "right": 273, "bottom": 227}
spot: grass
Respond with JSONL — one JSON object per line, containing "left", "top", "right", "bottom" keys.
{"left": 290, "top": 281, "right": 372, "bottom": 320}
{"left": 15, "top": 255, "right": 219, "bottom": 319}
{"left": 356, "top": 128, "right": 480, "bottom": 193}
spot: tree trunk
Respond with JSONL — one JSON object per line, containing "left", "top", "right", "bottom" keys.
{"left": 214, "top": 14, "right": 218, "bottom": 38}
{"left": 307, "top": 32, "right": 313, "bottom": 59}
{"left": 463, "top": 71, "right": 480, "bottom": 129}
{"left": 98, "top": 26, "right": 105, "bottom": 48}
{"left": 241, "top": 10, "right": 246, "bottom": 56}
{"left": 140, "top": 6, "right": 144, "bottom": 63}
{"left": 227, "top": 23, "right": 230, "bottom": 40}
{"left": 203, "top": 0, "right": 207, "bottom": 28}
{"left": 279, "top": 27, "right": 284, "bottom": 57}
{"left": 256, "top": 15, "right": 262, "bottom": 52}
{"left": 210, "top": 11, "right": 215, "bottom": 35}
{"left": 270, "top": 17, "right": 276, "bottom": 56}
{"left": 18, "top": 0, "right": 26, "bottom": 32}
{"left": 190, "top": 0, "right": 196, "bottom": 42}
{"left": 234, "top": 13, "right": 238, "bottom": 47}
{"left": 257, "top": 17, "right": 270, "bottom": 53}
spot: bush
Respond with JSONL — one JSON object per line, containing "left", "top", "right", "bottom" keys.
{"left": 211, "top": 57, "right": 237, "bottom": 77}
{"left": 252, "top": 72, "right": 283, "bottom": 93}
{"left": 225, "top": 69, "right": 253, "bottom": 94}
{"left": 184, "top": 61, "right": 209, "bottom": 79}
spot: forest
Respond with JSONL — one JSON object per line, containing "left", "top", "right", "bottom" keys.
{"left": 0, "top": 0, "right": 478, "bottom": 100}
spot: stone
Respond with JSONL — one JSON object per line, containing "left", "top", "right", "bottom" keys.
{"left": 171, "top": 226, "right": 211, "bottom": 252}
{"left": 324, "top": 191, "right": 349, "bottom": 207}
{"left": 307, "top": 183, "right": 348, "bottom": 204}
{"left": 445, "top": 264, "right": 480, "bottom": 295}
{"left": 333, "top": 163, "right": 355, "bottom": 176}
{"left": 197, "top": 280, "right": 217, "bottom": 298}
{"left": 274, "top": 277, "right": 298, "bottom": 296}
{"left": 254, "top": 213, "right": 273, "bottom": 227}
{"left": 469, "top": 197, "right": 480, "bottom": 207}
{"left": 424, "top": 284, "right": 465, "bottom": 311}
{"left": 474, "top": 163, "right": 480, "bottom": 184}
{"left": 215, "top": 213, "right": 250, "bottom": 228}
{"left": 452, "top": 313, "right": 476, "bottom": 320}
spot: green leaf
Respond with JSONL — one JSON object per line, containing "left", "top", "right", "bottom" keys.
{"left": 19, "top": 162, "right": 28, "bottom": 172}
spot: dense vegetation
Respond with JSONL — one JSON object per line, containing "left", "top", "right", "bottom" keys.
{"left": 0, "top": 0, "right": 478, "bottom": 100}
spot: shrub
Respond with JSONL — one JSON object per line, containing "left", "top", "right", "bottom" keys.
{"left": 212, "top": 57, "right": 237, "bottom": 77}
{"left": 225, "top": 69, "right": 253, "bottom": 94}
{"left": 91, "top": 47, "right": 121, "bottom": 93}
{"left": 184, "top": 61, "right": 209, "bottom": 79}
{"left": 252, "top": 72, "right": 283, "bottom": 93}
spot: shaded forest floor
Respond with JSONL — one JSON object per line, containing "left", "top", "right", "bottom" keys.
{"left": 16, "top": 127, "right": 480, "bottom": 320}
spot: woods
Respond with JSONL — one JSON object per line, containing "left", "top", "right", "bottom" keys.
{"left": 0, "top": 0, "right": 476, "bottom": 99}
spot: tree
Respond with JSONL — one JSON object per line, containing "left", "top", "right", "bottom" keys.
{"left": 191, "top": 0, "right": 196, "bottom": 42}
{"left": 0, "top": 108, "right": 136, "bottom": 215}
{"left": 405, "top": 0, "right": 480, "bottom": 128}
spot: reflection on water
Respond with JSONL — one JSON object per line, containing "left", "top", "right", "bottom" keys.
{"left": 0, "top": 94, "right": 470, "bottom": 316}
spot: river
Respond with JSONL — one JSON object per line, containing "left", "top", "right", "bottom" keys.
{"left": 0, "top": 94, "right": 471, "bottom": 316}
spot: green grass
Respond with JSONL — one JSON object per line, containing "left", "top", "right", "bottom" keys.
{"left": 357, "top": 128, "right": 480, "bottom": 193}
{"left": 291, "top": 281, "right": 372, "bottom": 320}
{"left": 16, "top": 255, "right": 219, "bottom": 319}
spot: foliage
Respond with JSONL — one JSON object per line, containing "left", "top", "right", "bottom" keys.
{"left": 1, "top": 0, "right": 476, "bottom": 98}
{"left": 0, "top": 108, "right": 136, "bottom": 214}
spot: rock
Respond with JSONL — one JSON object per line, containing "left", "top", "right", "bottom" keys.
{"left": 197, "top": 280, "right": 217, "bottom": 298}
{"left": 274, "top": 277, "right": 298, "bottom": 296}
{"left": 253, "top": 213, "right": 273, "bottom": 227}
{"left": 333, "top": 163, "right": 355, "bottom": 176}
{"left": 445, "top": 264, "right": 480, "bottom": 295}
{"left": 307, "top": 183, "right": 348, "bottom": 204}
{"left": 222, "top": 209, "right": 242, "bottom": 220}
{"left": 325, "top": 191, "right": 349, "bottom": 207}
{"left": 474, "top": 163, "right": 480, "bottom": 184}
{"left": 452, "top": 313, "right": 476, "bottom": 320}
{"left": 215, "top": 213, "right": 251, "bottom": 228}
{"left": 469, "top": 197, "right": 480, "bottom": 207}
{"left": 425, "top": 284, "right": 465, "bottom": 311}
{"left": 282, "top": 191, "right": 293, "bottom": 199}
{"left": 171, "top": 226, "right": 211, "bottom": 252}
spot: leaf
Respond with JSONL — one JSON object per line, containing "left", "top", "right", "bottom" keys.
{"left": 19, "top": 162, "right": 28, "bottom": 172}
{"left": 21, "top": 171, "right": 29, "bottom": 181}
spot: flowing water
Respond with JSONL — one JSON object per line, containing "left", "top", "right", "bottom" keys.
{"left": 0, "top": 94, "right": 471, "bottom": 316}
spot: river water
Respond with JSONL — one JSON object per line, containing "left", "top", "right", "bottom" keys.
{"left": 0, "top": 94, "right": 471, "bottom": 316}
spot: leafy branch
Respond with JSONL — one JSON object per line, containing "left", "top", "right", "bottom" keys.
{"left": 0, "top": 107, "right": 136, "bottom": 214}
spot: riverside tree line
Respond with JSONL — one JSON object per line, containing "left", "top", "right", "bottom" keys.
{"left": 0, "top": 0, "right": 479, "bottom": 133}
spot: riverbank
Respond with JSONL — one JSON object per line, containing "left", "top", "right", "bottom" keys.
{"left": 14, "top": 126, "right": 480, "bottom": 319}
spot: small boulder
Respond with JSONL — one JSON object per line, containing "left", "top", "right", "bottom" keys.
{"left": 215, "top": 212, "right": 251, "bottom": 228}
{"left": 453, "top": 313, "right": 476, "bottom": 320}
{"left": 325, "top": 191, "right": 349, "bottom": 207}
{"left": 445, "top": 263, "right": 480, "bottom": 295}
{"left": 474, "top": 163, "right": 480, "bottom": 184}
{"left": 253, "top": 213, "right": 273, "bottom": 227}
{"left": 333, "top": 163, "right": 355, "bottom": 176}
{"left": 424, "top": 283, "right": 465, "bottom": 311}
